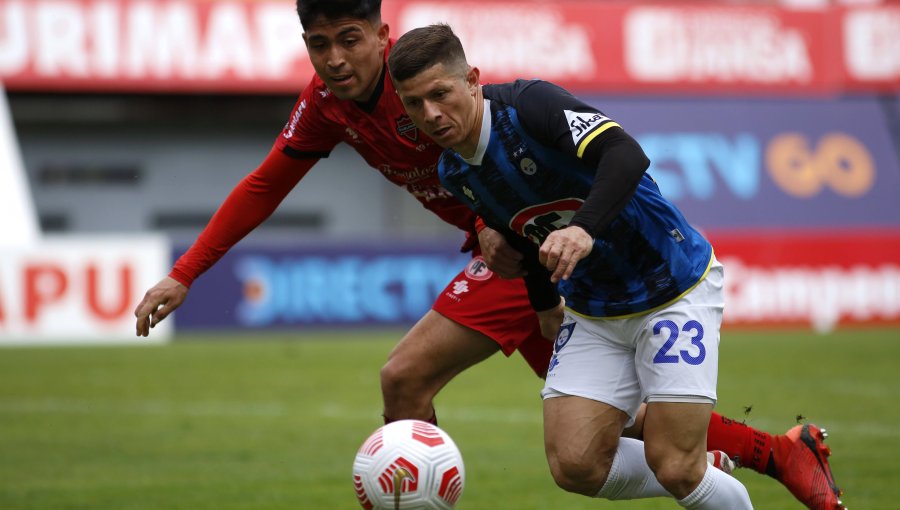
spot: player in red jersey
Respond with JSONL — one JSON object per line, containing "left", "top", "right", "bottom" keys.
{"left": 132, "top": 2, "right": 843, "bottom": 508}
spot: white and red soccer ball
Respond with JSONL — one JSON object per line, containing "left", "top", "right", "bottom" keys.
{"left": 352, "top": 420, "right": 465, "bottom": 510}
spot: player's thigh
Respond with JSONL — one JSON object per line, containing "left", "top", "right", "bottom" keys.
{"left": 543, "top": 395, "right": 629, "bottom": 470}
{"left": 642, "top": 401, "right": 713, "bottom": 461}
{"left": 385, "top": 309, "right": 501, "bottom": 385}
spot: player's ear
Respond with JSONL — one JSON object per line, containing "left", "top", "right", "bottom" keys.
{"left": 376, "top": 22, "right": 390, "bottom": 49}
{"left": 466, "top": 66, "right": 480, "bottom": 95}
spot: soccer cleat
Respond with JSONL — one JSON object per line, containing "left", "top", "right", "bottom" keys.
{"left": 707, "top": 450, "right": 735, "bottom": 474}
{"left": 771, "top": 423, "right": 846, "bottom": 510}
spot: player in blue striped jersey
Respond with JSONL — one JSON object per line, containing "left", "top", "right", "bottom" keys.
{"left": 389, "top": 24, "right": 754, "bottom": 509}
{"left": 438, "top": 81, "right": 714, "bottom": 318}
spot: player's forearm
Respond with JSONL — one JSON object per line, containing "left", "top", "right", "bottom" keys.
{"left": 570, "top": 135, "right": 649, "bottom": 237}
{"left": 170, "top": 148, "right": 314, "bottom": 287}
{"left": 522, "top": 266, "right": 562, "bottom": 312}
{"left": 496, "top": 226, "right": 560, "bottom": 312}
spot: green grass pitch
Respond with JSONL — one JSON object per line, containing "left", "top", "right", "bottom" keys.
{"left": 1, "top": 328, "right": 898, "bottom": 509}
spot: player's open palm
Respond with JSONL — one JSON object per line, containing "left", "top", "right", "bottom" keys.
{"left": 134, "top": 276, "right": 188, "bottom": 337}
{"left": 540, "top": 226, "right": 593, "bottom": 283}
{"left": 478, "top": 226, "right": 525, "bottom": 278}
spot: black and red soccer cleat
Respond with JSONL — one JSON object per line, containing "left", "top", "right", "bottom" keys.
{"left": 770, "top": 423, "right": 846, "bottom": 510}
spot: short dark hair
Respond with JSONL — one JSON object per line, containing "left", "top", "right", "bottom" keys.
{"left": 388, "top": 24, "right": 469, "bottom": 83}
{"left": 295, "top": 0, "right": 381, "bottom": 31}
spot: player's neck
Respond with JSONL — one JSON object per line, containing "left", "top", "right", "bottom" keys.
{"left": 353, "top": 65, "right": 387, "bottom": 112}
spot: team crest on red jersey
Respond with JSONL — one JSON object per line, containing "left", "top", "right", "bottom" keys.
{"left": 396, "top": 115, "right": 419, "bottom": 141}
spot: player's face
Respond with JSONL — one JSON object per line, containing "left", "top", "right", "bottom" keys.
{"left": 395, "top": 63, "right": 480, "bottom": 154}
{"left": 303, "top": 17, "right": 389, "bottom": 101}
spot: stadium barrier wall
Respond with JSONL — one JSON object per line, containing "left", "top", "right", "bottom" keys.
{"left": 172, "top": 231, "right": 900, "bottom": 333}
{"left": 0, "top": 235, "right": 172, "bottom": 346}
{"left": 0, "top": 0, "right": 896, "bottom": 94}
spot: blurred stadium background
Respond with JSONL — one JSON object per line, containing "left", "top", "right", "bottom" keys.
{"left": 1, "top": 0, "right": 898, "bottom": 508}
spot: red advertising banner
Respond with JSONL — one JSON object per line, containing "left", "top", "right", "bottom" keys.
{"left": 709, "top": 230, "right": 900, "bottom": 331}
{"left": 396, "top": 2, "right": 835, "bottom": 95}
{"left": 0, "top": 0, "right": 315, "bottom": 93}
{"left": 837, "top": 5, "right": 900, "bottom": 92}
{"left": 0, "top": 0, "right": 896, "bottom": 94}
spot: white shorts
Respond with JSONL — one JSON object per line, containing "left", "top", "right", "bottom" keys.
{"left": 541, "top": 259, "right": 724, "bottom": 424}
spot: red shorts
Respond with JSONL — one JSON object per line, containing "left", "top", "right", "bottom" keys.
{"left": 431, "top": 254, "right": 553, "bottom": 378}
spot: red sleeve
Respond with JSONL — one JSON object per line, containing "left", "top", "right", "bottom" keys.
{"left": 474, "top": 216, "right": 488, "bottom": 234}
{"left": 169, "top": 147, "right": 316, "bottom": 287}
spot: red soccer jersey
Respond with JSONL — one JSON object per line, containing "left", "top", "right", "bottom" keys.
{"left": 273, "top": 43, "right": 476, "bottom": 234}
{"left": 170, "top": 42, "right": 477, "bottom": 287}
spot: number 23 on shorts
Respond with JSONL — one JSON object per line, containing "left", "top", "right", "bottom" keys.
{"left": 651, "top": 319, "right": 706, "bottom": 365}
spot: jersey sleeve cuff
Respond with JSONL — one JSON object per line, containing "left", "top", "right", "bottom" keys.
{"left": 168, "top": 268, "right": 194, "bottom": 288}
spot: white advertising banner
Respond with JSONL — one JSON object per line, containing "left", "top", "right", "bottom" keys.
{"left": 0, "top": 81, "right": 40, "bottom": 246}
{"left": 0, "top": 235, "right": 171, "bottom": 346}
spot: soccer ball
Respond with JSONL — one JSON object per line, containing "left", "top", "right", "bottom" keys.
{"left": 352, "top": 420, "right": 465, "bottom": 510}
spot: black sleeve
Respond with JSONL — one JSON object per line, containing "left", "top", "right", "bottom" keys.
{"left": 569, "top": 132, "right": 650, "bottom": 237}
{"left": 484, "top": 79, "right": 650, "bottom": 236}
{"left": 486, "top": 222, "right": 561, "bottom": 312}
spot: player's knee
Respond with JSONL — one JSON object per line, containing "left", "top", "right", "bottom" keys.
{"left": 547, "top": 452, "right": 612, "bottom": 496}
{"left": 379, "top": 358, "right": 409, "bottom": 394}
{"left": 648, "top": 455, "right": 706, "bottom": 498}
{"left": 380, "top": 355, "right": 430, "bottom": 401}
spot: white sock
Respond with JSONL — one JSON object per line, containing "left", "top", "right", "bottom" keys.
{"left": 678, "top": 463, "right": 753, "bottom": 509}
{"left": 594, "top": 437, "right": 670, "bottom": 500}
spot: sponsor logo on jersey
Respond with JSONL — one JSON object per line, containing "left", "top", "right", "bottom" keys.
{"left": 283, "top": 99, "right": 307, "bottom": 139}
{"left": 564, "top": 109, "right": 611, "bottom": 146}
{"left": 464, "top": 256, "right": 493, "bottom": 281}
{"left": 378, "top": 164, "right": 437, "bottom": 184}
{"left": 396, "top": 115, "right": 419, "bottom": 142}
{"left": 462, "top": 186, "right": 476, "bottom": 202}
{"left": 508, "top": 198, "right": 584, "bottom": 245}
{"left": 407, "top": 184, "right": 455, "bottom": 203}
{"left": 451, "top": 280, "right": 470, "bottom": 295}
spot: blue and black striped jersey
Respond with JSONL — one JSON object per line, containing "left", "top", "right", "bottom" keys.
{"left": 438, "top": 80, "right": 713, "bottom": 318}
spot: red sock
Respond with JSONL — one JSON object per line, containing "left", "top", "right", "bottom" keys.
{"left": 706, "top": 411, "right": 775, "bottom": 474}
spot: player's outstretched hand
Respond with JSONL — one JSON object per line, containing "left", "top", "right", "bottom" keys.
{"left": 537, "top": 297, "right": 566, "bottom": 340}
{"left": 539, "top": 226, "right": 593, "bottom": 283}
{"left": 478, "top": 226, "right": 525, "bottom": 278}
{"left": 134, "top": 276, "right": 188, "bottom": 337}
